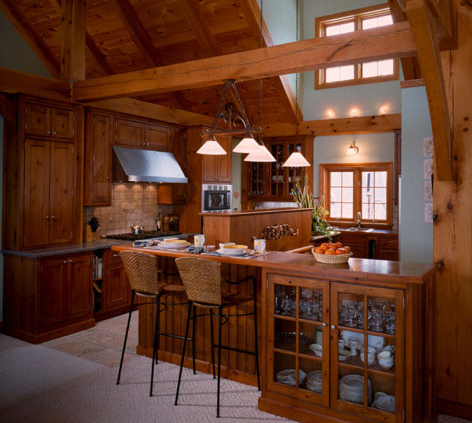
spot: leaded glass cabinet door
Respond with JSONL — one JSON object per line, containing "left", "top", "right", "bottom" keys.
{"left": 267, "top": 274, "right": 330, "bottom": 407}
{"left": 330, "top": 282, "right": 404, "bottom": 423}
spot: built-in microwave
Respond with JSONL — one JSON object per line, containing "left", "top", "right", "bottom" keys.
{"left": 202, "top": 184, "right": 232, "bottom": 211}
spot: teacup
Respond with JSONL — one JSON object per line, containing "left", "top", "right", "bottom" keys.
{"left": 360, "top": 347, "right": 376, "bottom": 365}
{"left": 348, "top": 338, "right": 359, "bottom": 355}
{"left": 377, "top": 351, "right": 394, "bottom": 370}
{"left": 338, "top": 339, "right": 345, "bottom": 350}
{"left": 381, "top": 345, "right": 396, "bottom": 354}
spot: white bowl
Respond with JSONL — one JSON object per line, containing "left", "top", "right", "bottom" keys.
{"left": 219, "top": 242, "right": 235, "bottom": 249}
{"left": 159, "top": 240, "right": 190, "bottom": 249}
{"left": 276, "top": 369, "right": 306, "bottom": 386}
{"left": 309, "top": 343, "right": 323, "bottom": 357}
{"left": 220, "top": 244, "right": 248, "bottom": 254}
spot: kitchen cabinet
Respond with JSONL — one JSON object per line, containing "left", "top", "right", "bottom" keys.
{"left": 114, "top": 117, "right": 171, "bottom": 150}
{"left": 336, "top": 233, "right": 398, "bottom": 260}
{"left": 41, "top": 254, "right": 93, "bottom": 328}
{"left": 84, "top": 113, "right": 112, "bottom": 206}
{"left": 202, "top": 135, "right": 232, "bottom": 183}
{"left": 145, "top": 123, "right": 171, "bottom": 150}
{"left": 263, "top": 270, "right": 426, "bottom": 423}
{"left": 3, "top": 96, "right": 82, "bottom": 251}
{"left": 25, "top": 102, "right": 76, "bottom": 140}
{"left": 246, "top": 136, "right": 313, "bottom": 202}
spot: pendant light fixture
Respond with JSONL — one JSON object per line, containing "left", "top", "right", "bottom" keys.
{"left": 244, "top": 0, "right": 276, "bottom": 163}
{"left": 197, "top": 134, "right": 227, "bottom": 155}
{"left": 282, "top": 0, "right": 310, "bottom": 169}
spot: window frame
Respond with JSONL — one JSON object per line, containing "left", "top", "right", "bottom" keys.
{"left": 315, "top": 4, "right": 399, "bottom": 90}
{"left": 319, "top": 162, "right": 393, "bottom": 228}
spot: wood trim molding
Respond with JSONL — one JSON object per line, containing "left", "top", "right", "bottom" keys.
{"left": 400, "top": 78, "right": 425, "bottom": 88}
{"left": 72, "top": 22, "right": 417, "bottom": 101}
{"left": 437, "top": 398, "right": 472, "bottom": 421}
{"left": 263, "top": 114, "right": 401, "bottom": 137}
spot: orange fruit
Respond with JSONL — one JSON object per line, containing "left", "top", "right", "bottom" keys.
{"left": 336, "top": 248, "right": 348, "bottom": 255}
{"left": 335, "top": 242, "right": 343, "bottom": 249}
{"left": 320, "top": 243, "right": 329, "bottom": 251}
{"left": 328, "top": 243, "right": 338, "bottom": 250}
{"left": 325, "top": 249, "right": 336, "bottom": 255}
{"left": 314, "top": 247, "right": 325, "bottom": 254}
{"left": 344, "top": 246, "right": 351, "bottom": 252}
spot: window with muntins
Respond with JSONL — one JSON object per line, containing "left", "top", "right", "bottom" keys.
{"left": 315, "top": 4, "right": 399, "bottom": 89}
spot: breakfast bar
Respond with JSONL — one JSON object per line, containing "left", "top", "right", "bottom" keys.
{"left": 111, "top": 243, "right": 437, "bottom": 423}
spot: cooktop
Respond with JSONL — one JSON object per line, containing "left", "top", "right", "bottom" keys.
{"left": 105, "top": 230, "right": 181, "bottom": 241}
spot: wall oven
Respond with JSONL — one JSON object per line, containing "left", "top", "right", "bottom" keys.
{"left": 202, "top": 184, "right": 232, "bottom": 211}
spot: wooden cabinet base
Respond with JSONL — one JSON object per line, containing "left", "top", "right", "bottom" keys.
{"left": 4, "top": 318, "right": 95, "bottom": 344}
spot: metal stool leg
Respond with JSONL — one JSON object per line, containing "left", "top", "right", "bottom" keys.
{"left": 192, "top": 304, "right": 197, "bottom": 374}
{"left": 217, "top": 306, "right": 223, "bottom": 418}
{"left": 209, "top": 309, "right": 216, "bottom": 378}
{"left": 175, "top": 302, "right": 193, "bottom": 406}
{"left": 117, "top": 291, "right": 135, "bottom": 385}
{"left": 150, "top": 295, "right": 160, "bottom": 397}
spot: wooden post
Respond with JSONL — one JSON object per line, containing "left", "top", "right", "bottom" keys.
{"left": 60, "top": 0, "right": 86, "bottom": 81}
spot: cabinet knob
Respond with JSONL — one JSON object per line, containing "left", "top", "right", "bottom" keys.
{"left": 331, "top": 325, "right": 336, "bottom": 330}
{"left": 106, "top": 176, "right": 110, "bottom": 180}
{"left": 322, "top": 322, "right": 327, "bottom": 327}
{"left": 45, "top": 216, "right": 49, "bottom": 219}
{"left": 64, "top": 260, "right": 67, "bottom": 264}
{"left": 142, "top": 142, "right": 146, "bottom": 146}
{"left": 113, "top": 254, "right": 120, "bottom": 257}
{"left": 53, "top": 131, "right": 57, "bottom": 135}
{"left": 47, "top": 131, "right": 51, "bottom": 135}
{"left": 51, "top": 216, "right": 55, "bottom": 220}
{"left": 69, "top": 260, "right": 72, "bottom": 263}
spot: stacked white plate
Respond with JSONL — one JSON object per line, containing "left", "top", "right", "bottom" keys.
{"left": 217, "top": 244, "right": 249, "bottom": 256}
{"left": 339, "top": 374, "right": 372, "bottom": 405}
{"left": 275, "top": 369, "right": 306, "bottom": 387}
{"left": 372, "top": 392, "right": 395, "bottom": 413}
{"left": 158, "top": 240, "right": 190, "bottom": 250}
{"left": 306, "top": 370, "right": 323, "bottom": 393}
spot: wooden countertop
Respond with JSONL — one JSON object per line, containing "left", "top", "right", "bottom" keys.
{"left": 111, "top": 243, "right": 437, "bottom": 285}
{"left": 200, "top": 208, "right": 312, "bottom": 217}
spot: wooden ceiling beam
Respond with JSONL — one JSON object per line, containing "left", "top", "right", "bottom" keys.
{"left": 263, "top": 114, "right": 401, "bottom": 137}
{"left": 239, "top": 0, "right": 301, "bottom": 122}
{"left": 73, "top": 22, "right": 417, "bottom": 102}
{"left": 0, "top": 0, "right": 60, "bottom": 78}
{"left": 406, "top": 0, "right": 452, "bottom": 181}
{"left": 423, "top": 0, "right": 457, "bottom": 49}
{"left": 388, "top": 0, "right": 422, "bottom": 79}
{"left": 88, "top": 98, "right": 214, "bottom": 127}
{"left": 60, "top": 0, "right": 86, "bottom": 81}
{"left": 0, "top": 67, "right": 70, "bottom": 101}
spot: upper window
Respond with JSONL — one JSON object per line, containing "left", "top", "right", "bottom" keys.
{"left": 319, "top": 162, "right": 393, "bottom": 227}
{"left": 315, "top": 4, "right": 399, "bottom": 89}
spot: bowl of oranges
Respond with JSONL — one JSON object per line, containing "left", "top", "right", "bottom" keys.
{"left": 312, "top": 242, "right": 353, "bottom": 264}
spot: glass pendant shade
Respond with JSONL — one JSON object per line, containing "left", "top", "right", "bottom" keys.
{"left": 282, "top": 152, "right": 311, "bottom": 167}
{"left": 197, "top": 137, "right": 227, "bottom": 155}
{"left": 232, "top": 135, "right": 260, "bottom": 153}
{"left": 244, "top": 144, "right": 276, "bottom": 162}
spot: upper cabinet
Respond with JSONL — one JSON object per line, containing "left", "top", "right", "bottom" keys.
{"left": 25, "top": 102, "right": 76, "bottom": 140}
{"left": 202, "top": 135, "right": 232, "bottom": 183}
{"left": 145, "top": 123, "right": 171, "bottom": 150}
{"left": 114, "top": 118, "right": 171, "bottom": 150}
{"left": 246, "top": 136, "right": 313, "bottom": 202}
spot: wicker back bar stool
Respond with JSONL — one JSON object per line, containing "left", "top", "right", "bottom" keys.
{"left": 174, "top": 257, "right": 260, "bottom": 418}
{"left": 117, "top": 251, "right": 193, "bottom": 397}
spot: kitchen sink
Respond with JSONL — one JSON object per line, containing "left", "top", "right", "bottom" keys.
{"left": 345, "top": 227, "right": 375, "bottom": 232}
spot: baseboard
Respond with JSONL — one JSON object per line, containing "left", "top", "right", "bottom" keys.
{"left": 438, "top": 398, "right": 472, "bottom": 420}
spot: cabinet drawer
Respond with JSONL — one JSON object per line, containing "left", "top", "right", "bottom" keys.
{"left": 378, "top": 248, "right": 398, "bottom": 261}
{"left": 337, "top": 234, "right": 366, "bottom": 246}
{"left": 379, "top": 237, "right": 398, "bottom": 248}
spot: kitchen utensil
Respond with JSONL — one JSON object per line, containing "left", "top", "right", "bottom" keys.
{"left": 216, "top": 248, "right": 250, "bottom": 257}
{"left": 88, "top": 216, "right": 100, "bottom": 232}
{"left": 361, "top": 347, "right": 376, "bottom": 365}
{"left": 194, "top": 234, "right": 205, "bottom": 247}
{"left": 339, "top": 375, "right": 372, "bottom": 404}
{"left": 306, "top": 370, "right": 323, "bottom": 393}
{"left": 159, "top": 240, "right": 190, "bottom": 250}
{"left": 309, "top": 343, "right": 323, "bottom": 357}
{"left": 377, "top": 351, "right": 394, "bottom": 370}
{"left": 372, "top": 392, "right": 395, "bottom": 413}
{"left": 348, "top": 338, "right": 359, "bottom": 355}
{"left": 276, "top": 369, "right": 306, "bottom": 386}
{"left": 155, "top": 215, "right": 162, "bottom": 231}
{"left": 130, "top": 225, "right": 144, "bottom": 235}
{"left": 338, "top": 348, "right": 351, "bottom": 361}
{"left": 220, "top": 244, "right": 248, "bottom": 254}
{"left": 254, "top": 239, "right": 266, "bottom": 254}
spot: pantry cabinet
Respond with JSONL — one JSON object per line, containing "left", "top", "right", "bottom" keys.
{"left": 261, "top": 269, "right": 430, "bottom": 423}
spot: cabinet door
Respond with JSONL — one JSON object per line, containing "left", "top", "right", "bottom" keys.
{"left": 40, "top": 258, "right": 67, "bottom": 327}
{"left": 202, "top": 154, "right": 217, "bottom": 183}
{"left": 25, "top": 103, "right": 51, "bottom": 137}
{"left": 172, "top": 129, "right": 187, "bottom": 203}
{"left": 378, "top": 248, "right": 398, "bottom": 261}
{"left": 115, "top": 118, "right": 144, "bottom": 147}
{"left": 49, "top": 142, "right": 74, "bottom": 244}
{"left": 145, "top": 123, "right": 170, "bottom": 150}
{"left": 330, "top": 283, "right": 404, "bottom": 423}
{"left": 216, "top": 135, "right": 232, "bottom": 182}
{"left": 267, "top": 274, "right": 330, "bottom": 407}
{"left": 269, "top": 142, "right": 285, "bottom": 197}
{"left": 68, "top": 255, "right": 92, "bottom": 319}
{"left": 105, "top": 259, "right": 130, "bottom": 309}
{"left": 24, "top": 139, "right": 50, "bottom": 248}
{"left": 51, "top": 108, "right": 75, "bottom": 140}
{"left": 85, "top": 113, "right": 112, "bottom": 206}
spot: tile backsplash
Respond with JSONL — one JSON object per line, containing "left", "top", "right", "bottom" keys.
{"left": 84, "top": 183, "right": 172, "bottom": 237}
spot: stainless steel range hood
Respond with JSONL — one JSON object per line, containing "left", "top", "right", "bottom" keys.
{"left": 113, "top": 146, "right": 188, "bottom": 183}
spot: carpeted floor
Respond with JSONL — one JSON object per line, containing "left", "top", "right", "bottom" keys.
{"left": 0, "top": 313, "right": 470, "bottom": 423}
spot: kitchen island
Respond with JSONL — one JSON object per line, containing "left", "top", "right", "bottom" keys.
{"left": 111, "top": 243, "right": 437, "bottom": 423}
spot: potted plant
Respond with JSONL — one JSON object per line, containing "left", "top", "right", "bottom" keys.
{"left": 291, "top": 178, "right": 331, "bottom": 236}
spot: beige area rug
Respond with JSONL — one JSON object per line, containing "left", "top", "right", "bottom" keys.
{"left": 0, "top": 334, "right": 293, "bottom": 423}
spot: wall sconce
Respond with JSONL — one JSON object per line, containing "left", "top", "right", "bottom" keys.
{"left": 349, "top": 107, "right": 361, "bottom": 117}
{"left": 325, "top": 108, "right": 336, "bottom": 119}
{"left": 379, "top": 103, "right": 390, "bottom": 115}
{"left": 347, "top": 140, "right": 359, "bottom": 155}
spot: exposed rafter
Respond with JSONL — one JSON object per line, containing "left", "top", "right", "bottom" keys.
{"left": 0, "top": 0, "right": 60, "bottom": 77}
{"left": 263, "top": 114, "right": 401, "bottom": 137}
{"left": 406, "top": 0, "right": 452, "bottom": 181}
{"left": 73, "top": 22, "right": 417, "bottom": 102}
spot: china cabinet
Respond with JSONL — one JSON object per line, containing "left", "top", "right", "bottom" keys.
{"left": 261, "top": 269, "right": 431, "bottom": 423}
{"left": 246, "top": 136, "right": 313, "bottom": 202}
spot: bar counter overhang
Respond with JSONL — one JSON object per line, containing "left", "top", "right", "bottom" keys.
{"left": 111, "top": 243, "right": 437, "bottom": 423}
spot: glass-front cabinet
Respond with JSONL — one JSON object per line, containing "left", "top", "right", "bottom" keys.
{"left": 266, "top": 274, "right": 405, "bottom": 423}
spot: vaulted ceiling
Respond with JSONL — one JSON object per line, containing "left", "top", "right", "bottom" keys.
{"left": 0, "top": 0, "right": 299, "bottom": 124}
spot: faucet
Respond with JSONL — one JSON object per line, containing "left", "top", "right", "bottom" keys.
{"left": 356, "top": 212, "right": 362, "bottom": 229}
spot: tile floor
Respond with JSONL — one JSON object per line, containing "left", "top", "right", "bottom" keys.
{"left": 43, "top": 312, "right": 471, "bottom": 423}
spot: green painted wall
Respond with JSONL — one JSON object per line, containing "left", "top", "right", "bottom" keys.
{"left": 399, "top": 86, "right": 433, "bottom": 263}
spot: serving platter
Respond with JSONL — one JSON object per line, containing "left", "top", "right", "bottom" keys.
{"left": 216, "top": 248, "right": 251, "bottom": 256}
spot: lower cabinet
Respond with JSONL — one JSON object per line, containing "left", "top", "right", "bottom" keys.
{"left": 263, "top": 272, "right": 427, "bottom": 423}
{"left": 336, "top": 233, "right": 398, "bottom": 260}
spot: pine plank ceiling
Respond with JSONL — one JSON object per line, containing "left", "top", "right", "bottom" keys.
{"left": 1, "top": 0, "right": 298, "bottom": 124}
